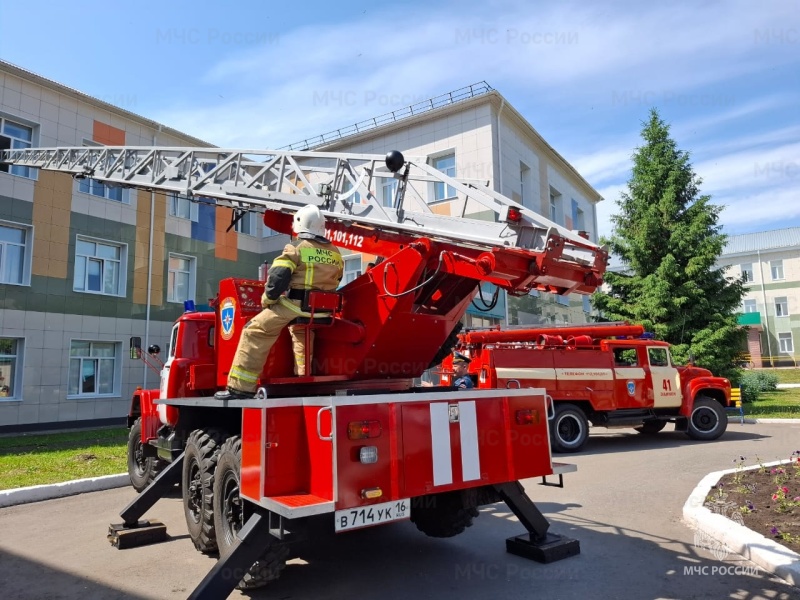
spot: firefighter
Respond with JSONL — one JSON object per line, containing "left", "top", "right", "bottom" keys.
{"left": 214, "top": 205, "right": 344, "bottom": 400}
{"left": 451, "top": 352, "right": 474, "bottom": 389}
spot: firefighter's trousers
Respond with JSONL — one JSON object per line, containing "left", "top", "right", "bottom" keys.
{"left": 227, "top": 299, "right": 315, "bottom": 392}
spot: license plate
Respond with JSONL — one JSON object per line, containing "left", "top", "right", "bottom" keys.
{"left": 335, "top": 498, "right": 410, "bottom": 532}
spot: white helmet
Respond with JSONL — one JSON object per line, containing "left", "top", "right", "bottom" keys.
{"left": 292, "top": 205, "right": 327, "bottom": 239}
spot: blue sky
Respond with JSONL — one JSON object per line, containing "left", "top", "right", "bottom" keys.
{"left": 1, "top": 0, "right": 798, "bottom": 240}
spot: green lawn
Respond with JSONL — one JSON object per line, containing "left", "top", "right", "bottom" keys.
{"left": 0, "top": 427, "right": 128, "bottom": 491}
{"left": 744, "top": 386, "right": 800, "bottom": 419}
{"left": 754, "top": 367, "right": 800, "bottom": 384}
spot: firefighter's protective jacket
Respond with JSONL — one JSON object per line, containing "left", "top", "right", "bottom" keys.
{"left": 264, "top": 238, "right": 344, "bottom": 304}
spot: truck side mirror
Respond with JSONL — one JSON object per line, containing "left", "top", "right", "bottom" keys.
{"left": 148, "top": 344, "right": 161, "bottom": 356}
{"left": 129, "top": 337, "right": 142, "bottom": 359}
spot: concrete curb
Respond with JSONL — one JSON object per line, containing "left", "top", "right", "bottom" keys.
{"left": 683, "top": 459, "right": 800, "bottom": 587}
{"left": 0, "top": 473, "right": 129, "bottom": 508}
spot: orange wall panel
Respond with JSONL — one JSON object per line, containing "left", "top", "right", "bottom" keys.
{"left": 93, "top": 120, "right": 126, "bottom": 146}
{"left": 215, "top": 206, "right": 238, "bottom": 261}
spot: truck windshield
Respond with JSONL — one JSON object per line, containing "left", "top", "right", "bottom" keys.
{"left": 168, "top": 324, "right": 179, "bottom": 359}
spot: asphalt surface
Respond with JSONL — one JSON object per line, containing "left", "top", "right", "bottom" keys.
{"left": 1, "top": 421, "right": 799, "bottom": 600}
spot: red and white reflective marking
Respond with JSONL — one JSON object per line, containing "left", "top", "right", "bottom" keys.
{"left": 430, "top": 401, "right": 481, "bottom": 487}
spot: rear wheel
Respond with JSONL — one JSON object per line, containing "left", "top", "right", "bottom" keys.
{"left": 410, "top": 489, "right": 479, "bottom": 538}
{"left": 183, "top": 428, "right": 227, "bottom": 554}
{"left": 549, "top": 404, "right": 589, "bottom": 453}
{"left": 635, "top": 420, "right": 667, "bottom": 435}
{"left": 127, "top": 417, "right": 165, "bottom": 493}
{"left": 686, "top": 397, "right": 727, "bottom": 441}
{"left": 213, "top": 436, "right": 289, "bottom": 589}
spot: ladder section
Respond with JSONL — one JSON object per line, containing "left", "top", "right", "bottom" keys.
{"left": 2, "top": 146, "right": 608, "bottom": 294}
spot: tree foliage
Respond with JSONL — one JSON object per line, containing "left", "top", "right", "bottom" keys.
{"left": 592, "top": 109, "right": 746, "bottom": 378}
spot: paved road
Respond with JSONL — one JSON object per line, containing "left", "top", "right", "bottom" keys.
{"left": 1, "top": 421, "right": 799, "bottom": 600}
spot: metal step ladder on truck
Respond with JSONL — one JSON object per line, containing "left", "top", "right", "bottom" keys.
{"left": 2, "top": 145, "right": 608, "bottom": 598}
{"left": 441, "top": 322, "right": 734, "bottom": 453}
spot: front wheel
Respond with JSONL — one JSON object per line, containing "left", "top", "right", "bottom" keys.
{"left": 686, "top": 397, "right": 727, "bottom": 441}
{"left": 183, "top": 428, "right": 227, "bottom": 554}
{"left": 127, "top": 417, "right": 165, "bottom": 493}
{"left": 549, "top": 404, "right": 589, "bottom": 453}
{"left": 213, "top": 436, "right": 289, "bottom": 589}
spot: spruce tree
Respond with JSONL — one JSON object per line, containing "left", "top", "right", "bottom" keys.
{"left": 592, "top": 109, "right": 745, "bottom": 378}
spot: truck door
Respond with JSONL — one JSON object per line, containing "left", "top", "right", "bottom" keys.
{"left": 612, "top": 346, "right": 647, "bottom": 408}
{"left": 647, "top": 346, "right": 681, "bottom": 408}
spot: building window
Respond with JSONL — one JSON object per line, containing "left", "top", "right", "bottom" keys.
{"left": 233, "top": 211, "right": 260, "bottom": 236}
{"left": 168, "top": 193, "right": 198, "bottom": 221}
{"left": 582, "top": 295, "right": 591, "bottom": 313}
{"left": 778, "top": 333, "right": 794, "bottom": 354}
{"left": 775, "top": 296, "right": 788, "bottom": 317}
{"left": 0, "top": 117, "right": 35, "bottom": 178}
{"left": 342, "top": 255, "right": 362, "bottom": 285}
{"left": 740, "top": 263, "right": 753, "bottom": 283}
{"left": 381, "top": 178, "right": 398, "bottom": 208}
{"left": 0, "top": 221, "right": 32, "bottom": 285}
{"left": 0, "top": 338, "right": 21, "bottom": 399}
{"left": 743, "top": 299, "right": 757, "bottom": 313}
{"left": 78, "top": 178, "right": 128, "bottom": 203}
{"left": 549, "top": 188, "right": 561, "bottom": 223}
{"left": 168, "top": 253, "right": 196, "bottom": 303}
{"left": 433, "top": 153, "right": 456, "bottom": 201}
{"left": 74, "top": 236, "right": 126, "bottom": 296}
{"left": 519, "top": 162, "right": 531, "bottom": 206}
{"left": 771, "top": 260, "right": 784, "bottom": 281}
{"left": 68, "top": 341, "right": 118, "bottom": 396}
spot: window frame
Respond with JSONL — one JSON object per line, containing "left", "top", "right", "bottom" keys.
{"left": 233, "top": 211, "right": 259, "bottom": 236}
{"left": 740, "top": 263, "right": 754, "bottom": 283}
{"left": 381, "top": 177, "right": 398, "bottom": 208}
{"left": 743, "top": 299, "right": 757, "bottom": 313}
{"left": 167, "top": 193, "right": 199, "bottom": 221}
{"left": 431, "top": 152, "right": 457, "bottom": 202}
{"left": 0, "top": 220, "right": 33, "bottom": 286}
{"left": 778, "top": 332, "right": 794, "bottom": 354}
{"left": 67, "top": 340, "right": 120, "bottom": 398}
{"left": 73, "top": 235, "right": 127, "bottom": 297}
{"left": 342, "top": 254, "right": 362, "bottom": 285}
{"left": 774, "top": 296, "right": 789, "bottom": 317}
{"left": 648, "top": 347, "right": 671, "bottom": 367}
{"left": 77, "top": 177, "right": 130, "bottom": 203}
{"left": 770, "top": 260, "right": 784, "bottom": 281}
{"left": 0, "top": 337, "right": 23, "bottom": 400}
{"left": 0, "top": 115, "right": 36, "bottom": 179}
{"left": 167, "top": 252, "right": 197, "bottom": 304}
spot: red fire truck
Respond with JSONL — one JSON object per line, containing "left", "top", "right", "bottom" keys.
{"left": 441, "top": 323, "right": 733, "bottom": 452}
{"left": 3, "top": 146, "right": 608, "bottom": 599}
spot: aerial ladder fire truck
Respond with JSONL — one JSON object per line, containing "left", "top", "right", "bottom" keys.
{"left": 3, "top": 145, "right": 608, "bottom": 599}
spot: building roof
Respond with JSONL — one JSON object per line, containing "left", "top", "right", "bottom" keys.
{"left": 0, "top": 59, "right": 213, "bottom": 147}
{"left": 286, "top": 83, "right": 602, "bottom": 204}
{"left": 723, "top": 227, "right": 800, "bottom": 256}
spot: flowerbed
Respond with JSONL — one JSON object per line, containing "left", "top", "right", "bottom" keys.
{"left": 705, "top": 452, "right": 800, "bottom": 553}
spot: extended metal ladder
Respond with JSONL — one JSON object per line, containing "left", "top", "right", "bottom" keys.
{"left": 2, "top": 146, "right": 607, "bottom": 293}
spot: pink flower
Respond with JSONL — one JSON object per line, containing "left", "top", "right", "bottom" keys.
{"left": 772, "top": 494, "right": 779, "bottom": 500}
{"left": 782, "top": 486, "right": 790, "bottom": 493}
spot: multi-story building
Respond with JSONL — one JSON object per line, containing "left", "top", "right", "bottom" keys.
{"left": 0, "top": 61, "right": 269, "bottom": 430}
{"left": 276, "top": 83, "right": 603, "bottom": 328}
{"left": 0, "top": 71, "right": 602, "bottom": 430}
{"left": 718, "top": 227, "right": 800, "bottom": 368}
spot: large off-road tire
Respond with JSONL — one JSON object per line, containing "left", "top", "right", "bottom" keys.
{"left": 183, "top": 428, "right": 227, "bottom": 554}
{"left": 127, "top": 417, "right": 166, "bottom": 493}
{"left": 213, "top": 436, "right": 289, "bottom": 589}
{"left": 635, "top": 420, "right": 667, "bottom": 435}
{"left": 410, "top": 490, "right": 479, "bottom": 538}
{"left": 549, "top": 403, "right": 589, "bottom": 453}
{"left": 686, "top": 396, "right": 728, "bottom": 441}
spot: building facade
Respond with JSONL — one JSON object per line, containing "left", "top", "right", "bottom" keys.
{"left": 0, "top": 61, "right": 268, "bottom": 430}
{"left": 277, "top": 83, "right": 603, "bottom": 328}
{"left": 0, "top": 73, "right": 602, "bottom": 430}
{"left": 718, "top": 227, "right": 800, "bottom": 368}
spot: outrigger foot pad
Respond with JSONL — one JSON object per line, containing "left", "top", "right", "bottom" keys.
{"left": 506, "top": 532, "right": 580, "bottom": 563}
{"left": 108, "top": 520, "right": 167, "bottom": 549}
